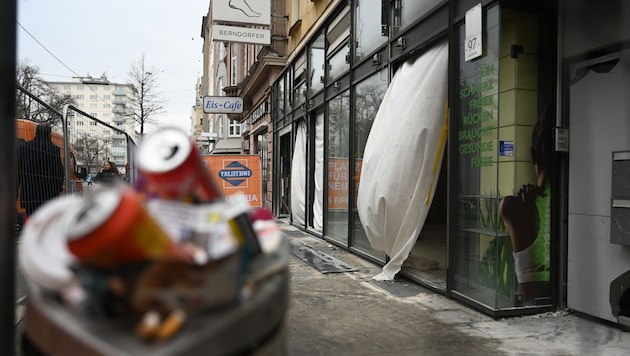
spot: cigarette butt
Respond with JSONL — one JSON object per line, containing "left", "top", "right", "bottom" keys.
{"left": 136, "top": 310, "right": 161, "bottom": 340}
{"left": 156, "top": 309, "right": 186, "bottom": 341}
{"left": 193, "top": 249, "right": 209, "bottom": 265}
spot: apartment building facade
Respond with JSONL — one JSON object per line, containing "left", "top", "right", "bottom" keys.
{"left": 46, "top": 74, "right": 136, "bottom": 174}
{"left": 202, "top": 0, "right": 630, "bottom": 328}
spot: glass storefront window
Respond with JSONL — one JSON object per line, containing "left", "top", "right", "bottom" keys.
{"left": 396, "top": 0, "right": 442, "bottom": 34}
{"left": 451, "top": 4, "right": 504, "bottom": 310}
{"left": 294, "top": 81, "right": 306, "bottom": 108}
{"left": 294, "top": 53, "right": 307, "bottom": 109}
{"left": 354, "top": 0, "right": 387, "bottom": 61}
{"left": 353, "top": 69, "right": 388, "bottom": 261}
{"left": 287, "top": 67, "right": 294, "bottom": 110}
{"left": 326, "top": 91, "right": 350, "bottom": 244}
{"left": 328, "top": 43, "right": 350, "bottom": 82}
{"left": 309, "top": 33, "right": 325, "bottom": 95}
{"left": 452, "top": 5, "right": 551, "bottom": 313}
{"left": 278, "top": 76, "right": 285, "bottom": 118}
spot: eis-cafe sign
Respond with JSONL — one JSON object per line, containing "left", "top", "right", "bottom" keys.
{"left": 203, "top": 96, "right": 244, "bottom": 114}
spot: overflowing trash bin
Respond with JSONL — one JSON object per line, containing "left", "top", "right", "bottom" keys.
{"left": 18, "top": 127, "right": 289, "bottom": 355}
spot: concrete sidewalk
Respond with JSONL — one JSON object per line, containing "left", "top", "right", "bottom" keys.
{"left": 13, "top": 220, "right": 630, "bottom": 355}
{"left": 281, "top": 220, "right": 630, "bottom": 356}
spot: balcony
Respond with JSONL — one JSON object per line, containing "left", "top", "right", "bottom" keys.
{"left": 113, "top": 98, "right": 126, "bottom": 105}
{"left": 113, "top": 89, "right": 126, "bottom": 96}
{"left": 112, "top": 116, "right": 125, "bottom": 123}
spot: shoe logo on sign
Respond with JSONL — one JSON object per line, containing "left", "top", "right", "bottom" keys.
{"left": 218, "top": 161, "right": 252, "bottom": 186}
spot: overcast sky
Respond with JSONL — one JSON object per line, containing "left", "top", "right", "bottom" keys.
{"left": 17, "top": 0, "right": 210, "bottom": 133}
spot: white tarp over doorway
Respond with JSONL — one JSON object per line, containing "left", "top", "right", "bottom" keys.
{"left": 290, "top": 116, "right": 324, "bottom": 232}
{"left": 312, "top": 113, "right": 324, "bottom": 231}
{"left": 357, "top": 39, "right": 448, "bottom": 281}
{"left": 291, "top": 121, "right": 307, "bottom": 225}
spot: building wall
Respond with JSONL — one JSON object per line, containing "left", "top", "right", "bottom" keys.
{"left": 562, "top": 0, "right": 630, "bottom": 325}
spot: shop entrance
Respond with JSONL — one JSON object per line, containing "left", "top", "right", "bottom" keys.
{"left": 401, "top": 150, "right": 448, "bottom": 291}
{"left": 278, "top": 132, "right": 292, "bottom": 217}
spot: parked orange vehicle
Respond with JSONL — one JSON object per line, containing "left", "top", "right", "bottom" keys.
{"left": 15, "top": 118, "right": 85, "bottom": 225}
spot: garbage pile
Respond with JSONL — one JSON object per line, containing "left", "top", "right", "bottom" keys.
{"left": 19, "top": 127, "right": 287, "bottom": 343}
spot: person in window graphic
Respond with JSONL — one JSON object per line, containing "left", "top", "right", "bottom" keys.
{"left": 499, "top": 105, "right": 554, "bottom": 303}
{"left": 17, "top": 122, "right": 65, "bottom": 217}
{"left": 95, "top": 161, "right": 121, "bottom": 184}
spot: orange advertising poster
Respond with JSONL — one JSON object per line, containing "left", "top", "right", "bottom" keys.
{"left": 200, "top": 155, "right": 262, "bottom": 207}
{"left": 328, "top": 158, "right": 362, "bottom": 210}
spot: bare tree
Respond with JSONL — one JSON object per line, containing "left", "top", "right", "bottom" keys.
{"left": 128, "top": 54, "right": 165, "bottom": 135}
{"left": 71, "top": 132, "right": 110, "bottom": 174}
{"left": 16, "top": 60, "right": 75, "bottom": 127}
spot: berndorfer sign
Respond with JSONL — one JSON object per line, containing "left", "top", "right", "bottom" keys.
{"left": 212, "top": 25, "right": 270, "bottom": 45}
{"left": 203, "top": 96, "right": 244, "bottom": 114}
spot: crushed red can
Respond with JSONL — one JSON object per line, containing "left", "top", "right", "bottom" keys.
{"left": 65, "top": 186, "right": 189, "bottom": 268}
{"left": 136, "top": 127, "right": 221, "bottom": 202}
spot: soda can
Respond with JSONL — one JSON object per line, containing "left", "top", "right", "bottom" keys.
{"left": 65, "top": 186, "right": 187, "bottom": 268}
{"left": 19, "top": 195, "right": 82, "bottom": 291}
{"left": 136, "top": 127, "right": 220, "bottom": 202}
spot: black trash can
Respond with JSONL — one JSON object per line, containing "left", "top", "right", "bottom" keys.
{"left": 610, "top": 269, "right": 630, "bottom": 329}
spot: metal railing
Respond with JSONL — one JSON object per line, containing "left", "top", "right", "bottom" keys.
{"left": 15, "top": 84, "right": 138, "bottom": 225}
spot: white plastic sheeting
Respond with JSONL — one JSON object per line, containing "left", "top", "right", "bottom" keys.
{"left": 312, "top": 113, "right": 324, "bottom": 232}
{"left": 291, "top": 121, "right": 307, "bottom": 225}
{"left": 290, "top": 114, "right": 325, "bottom": 233}
{"left": 357, "top": 39, "right": 449, "bottom": 281}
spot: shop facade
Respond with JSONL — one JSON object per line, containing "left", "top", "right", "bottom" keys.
{"left": 268, "top": 0, "right": 630, "bottom": 324}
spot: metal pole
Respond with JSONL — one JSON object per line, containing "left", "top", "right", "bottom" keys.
{"left": 62, "top": 105, "right": 72, "bottom": 193}
{"left": 0, "top": 0, "right": 17, "bottom": 353}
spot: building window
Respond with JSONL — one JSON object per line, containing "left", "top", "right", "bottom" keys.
{"left": 219, "top": 42, "right": 227, "bottom": 60}
{"left": 90, "top": 103, "right": 97, "bottom": 109}
{"left": 231, "top": 43, "right": 238, "bottom": 86}
{"left": 228, "top": 119, "right": 240, "bottom": 137}
{"left": 63, "top": 85, "right": 71, "bottom": 91}
{"left": 218, "top": 76, "right": 225, "bottom": 96}
{"left": 291, "top": 52, "right": 307, "bottom": 109}
{"left": 309, "top": 33, "right": 325, "bottom": 95}
{"left": 104, "top": 95, "right": 111, "bottom": 100}
{"left": 77, "top": 85, "right": 84, "bottom": 91}
{"left": 218, "top": 115, "right": 224, "bottom": 136}
{"left": 355, "top": 0, "right": 387, "bottom": 60}
{"left": 327, "top": 6, "right": 350, "bottom": 53}
{"left": 90, "top": 85, "right": 98, "bottom": 91}
{"left": 75, "top": 94, "right": 84, "bottom": 100}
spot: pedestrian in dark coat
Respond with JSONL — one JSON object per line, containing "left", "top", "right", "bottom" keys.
{"left": 95, "top": 161, "right": 121, "bottom": 184}
{"left": 17, "top": 123, "right": 65, "bottom": 216}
